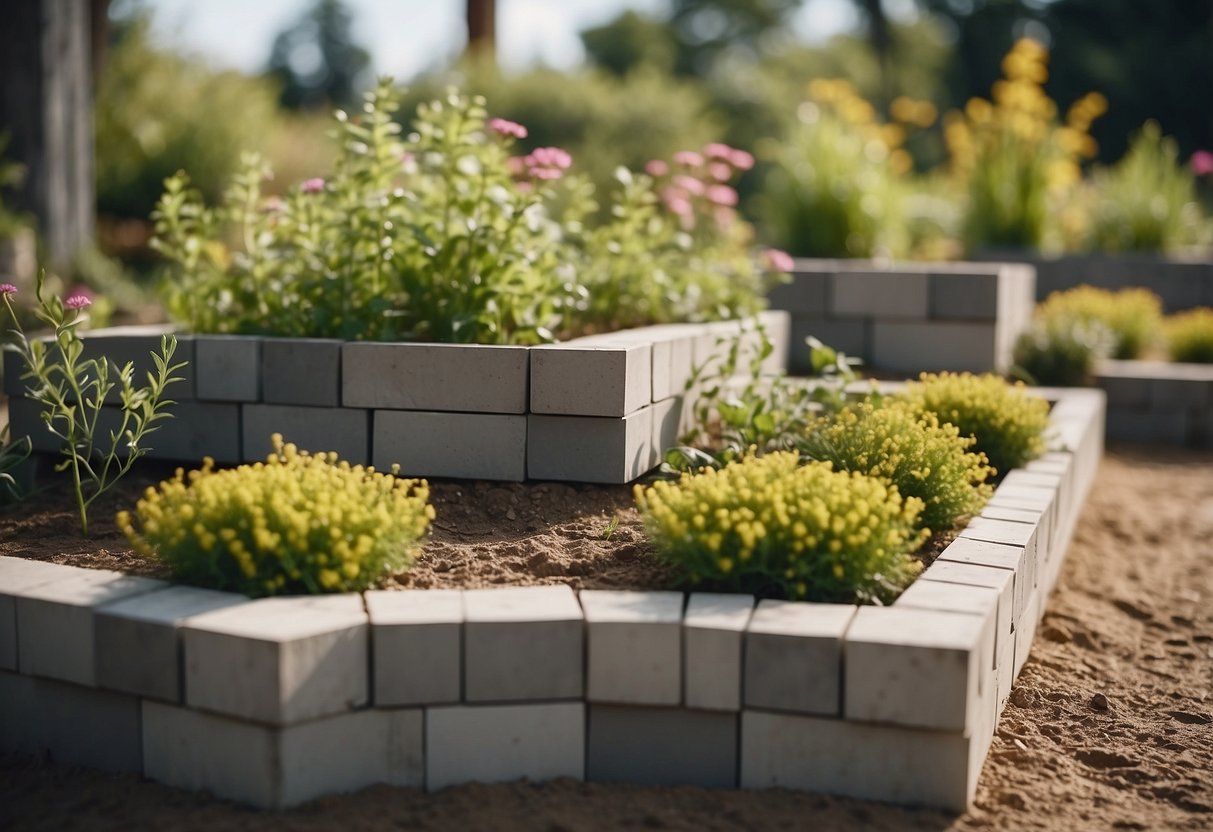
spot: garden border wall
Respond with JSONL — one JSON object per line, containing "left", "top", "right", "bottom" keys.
{"left": 1004, "top": 253, "right": 1213, "bottom": 313}
{"left": 1095, "top": 359, "right": 1213, "bottom": 447}
{"left": 0, "top": 387, "right": 1105, "bottom": 812}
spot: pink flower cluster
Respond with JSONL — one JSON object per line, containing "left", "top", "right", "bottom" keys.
{"left": 65, "top": 293, "right": 92, "bottom": 310}
{"left": 645, "top": 142, "right": 755, "bottom": 231}
{"left": 0, "top": 283, "right": 16, "bottom": 297}
{"left": 300, "top": 177, "right": 326, "bottom": 195}
{"left": 763, "top": 248, "right": 794, "bottom": 273}
{"left": 1192, "top": 150, "right": 1213, "bottom": 177}
{"left": 514, "top": 147, "right": 573, "bottom": 181}
{"left": 488, "top": 118, "right": 528, "bottom": 140}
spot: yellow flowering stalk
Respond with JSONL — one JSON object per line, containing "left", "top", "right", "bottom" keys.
{"left": 901, "top": 372, "right": 1049, "bottom": 477}
{"left": 634, "top": 452, "right": 928, "bottom": 604}
{"left": 944, "top": 37, "right": 1106, "bottom": 252}
{"left": 117, "top": 434, "right": 434, "bottom": 596}
{"left": 798, "top": 399, "right": 993, "bottom": 534}
{"left": 1166, "top": 307, "right": 1213, "bottom": 363}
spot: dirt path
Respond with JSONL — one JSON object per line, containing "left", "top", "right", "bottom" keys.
{"left": 2, "top": 444, "right": 1212, "bottom": 831}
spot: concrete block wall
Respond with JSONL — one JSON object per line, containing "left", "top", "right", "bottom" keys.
{"left": 766, "top": 259, "right": 1035, "bottom": 375}
{"left": 0, "top": 388, "right": 1103, "bottom": 813}
{"left": 3, "top": 314, "right": 790, "bottom": 484}
{"left": 1006, "top": 253, "right": 1213, "bottom": 314}
{"left": 1095, "top": 360, "right": 1213, "bottom": 448}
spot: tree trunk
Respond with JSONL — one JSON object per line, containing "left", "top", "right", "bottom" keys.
{"left": 0, "top": 0, "right": 95, "bottom": 269}
{"left": 466, "top": 0, "right": 496, "bottom": 62}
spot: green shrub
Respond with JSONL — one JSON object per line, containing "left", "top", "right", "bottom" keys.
{"left": 117, "top": 434, "right": 434, "bottom": 597}
{"left": 1166, "top": 308, "right": 1213, "bottom": 363}
{"left": 634, "top": 452, "right": 927, "bottom": 604}
{"left": 1034, "top": 285, "right": 1163, "bottom": 359}
{"left": 797, "top": 400, "right": 993, "bottom": 534}
{"left": 1012, "top": 315, "right": 1115, "bottom": 386}
{"left": 901, "top": 372, "right": 1049, "bottom": 477}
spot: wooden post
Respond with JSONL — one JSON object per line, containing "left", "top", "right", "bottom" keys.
{"left": 0, "top": 0, "right": 95, "bottom": 268}
{"left": 466, "top": 0, "right": 496, "bottom": 62}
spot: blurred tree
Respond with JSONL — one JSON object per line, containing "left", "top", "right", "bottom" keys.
{"left": 466, "top": 0, "right": 496, "bottom": 60}
{"left": 581, "top": 11, "right": 678, "bottom": 76}
{"left": 266, "top": 0, "right": 371, "bottom": 111}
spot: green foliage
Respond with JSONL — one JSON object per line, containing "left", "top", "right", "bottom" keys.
{"left": 634, "top": 452, "right": 927, "bottom": 604}
{"left": 118, "top": 434, "right": 433, "bottom": 597}
{"left": 1, "top": 275, "right": 184, "bottom": 535}
{"left": 797, "top": 399, "right": 994, "bottom": 534}
{"left": 95, "top": 14, "right": 282, "bottom": 220}
{"left": 1166, "top": 308, "right": 1213, "bottom": 363}
{"left": 901, "top": 372, "right": 1049, "bottom": 477}
{"left": 0, "top": 425, "right": 31, "bottom": 506}
{"left": 0, "top": 133, "right": 30, "bottom": 237}
{"left": 1012, "top": 316, "right": 1114, "bottom": 387}
{"left": 1034, "top": 285, "right": 1163, "bottom": 360}
{"left": 1085, "top": 121, "right": 1211, "bottom": 253}
{"left": 267, "top": 0, "right": 371, "bottom": 111}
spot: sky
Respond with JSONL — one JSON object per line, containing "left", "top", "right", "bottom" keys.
{"left": 141, "top": 0, "right": 863, "bottom": 81}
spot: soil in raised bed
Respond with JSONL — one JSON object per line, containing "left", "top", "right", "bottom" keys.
{"left": 2, "top": 444, "right": 1212, "bottom": 831}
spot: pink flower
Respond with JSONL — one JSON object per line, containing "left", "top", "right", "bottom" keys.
{"left": 0, "top": 283, "right": 16, "bottom": 297}
{"left": 262, "top": 196, "right": 286, "bottom": 213}
{"left": 488, "top": 118, "right": 528, "bottom": 139}
{"left": 708, "top": 161, "right": 734, "bottom": 182}
{"left": 729, "top": 149, "right": 755, "bottom": 171}
{"left": 644, "top": 159, "right": 669, "bottom": 177}
{"left": 672, "top": 150, "right": 703, "bottom": 168}
{"left": 506, "top": 156, "right": 527, "bottom": 176}
{"left": 763, "top": 248, "right": 794, "bottom": 273}
{"left": 703, "top": 142, "right": 734, "bottom": 159}
{"left": 523, "top": 147, "right": 573, "bottom": 181}
{"left": 706, "top": 184, "right": 738, "bottom": 206}
{"left": 300, "top": 177, "right": 325, "bottom": 194}
{"left": 662, "top": 188, "right": 692, "bottom": 217}
{"left": 673, "top": 174, "right": 705, "bottom": 196}
{"left": 64, "top": 294, "right": 92, "bottom": 310}
{"left": 1192, "top": 150, "right": 1213, "bottom": 177}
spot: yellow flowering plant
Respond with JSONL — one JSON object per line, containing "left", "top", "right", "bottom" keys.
{"left": 1034, "top": 285, "right": 1163, "bottom": 360}
{"left": 634, "top": 452, "right": 927, "bottom": 604}
{"left": 1166, "top": 307, "right": 1213, "bottom": 363}
{"left": 797, "top": 399, "right": 993, "bottom": 534}
{"left": 900, "top": 372, "right": 1049, "bottom": 477}
{"left": 117, "top": 434, "right": 434, "bottom": 596}
{"left": 944, "top": 38, "right": 1106, "bottom": 253}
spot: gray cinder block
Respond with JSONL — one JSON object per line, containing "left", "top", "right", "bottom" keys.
{"left": 261, "top": 337, "right": 343, "bottom": 407}
{"left": 366, "top": 589, "right": 462, "bottom": 706}
{"left": 581, "top": 590, "right": 684, "bottom": 706}
{"left": 527, "top": 406, "right": 655, "bottom": 483}
{"left": 587, "top": 705, "right": 738, "bottom": 788}
{"left": 683, "top": 593, "right": 753, "bottom": 712}
{"left": 531, "top": 341, "right": 651, "bottom": 417}
{"left": 343, "top": 342, "right": 530, "bottom": 413}
{"left": 194, "top": 335, "right": 261, "bottom": 401}
{"left": 373, "top": 410, "right": 527, "bottom": 481}
{"left": 743, "top": 600, "right": 855, "bottom": 716}
{"left": 242, "top": 403, "right": 370, "bottom": 465}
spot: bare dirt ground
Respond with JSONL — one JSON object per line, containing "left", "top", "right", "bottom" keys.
{"left": 1, "top": 443, "right": 1211, "bottom": 831}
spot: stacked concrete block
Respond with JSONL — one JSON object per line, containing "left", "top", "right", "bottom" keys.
{"left": 587, "top": 704, "right": 738, "bottom": 788}
{"left": 194, "top": 335, "right": 261, "bottom": 401}
{"left": 744, "top": 600, "right": 855, "bottom": 715}
{"left": 683, "top": 593, "right": 753, "bottom": 711}
{"left": 366, "top": 589, "right": 463, "bottom": 706}
{"left": 582, "top": 590, "right": 684, "bottom": 705}
{"left": 1017, "top": 252, "right": 1213, "bottom": 313}
{"left": 768, "top": 259, "right": 1035, "bottom": 375}
{"left": 242, "top": 403, "right": 370, "bottom": 465}
{"left": 1096, "top": 360, "right": 1213, "bottom": 448}
{"left": 262, "top": 338, "right": 344, "bottom": 407}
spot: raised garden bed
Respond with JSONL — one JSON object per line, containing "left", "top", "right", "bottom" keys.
{"left": 1095, "top": 359, "right": 1213, "bottom": 447}
{"left": 1007, "top": 252, "right": 1213, "bottom": 313}
{"left": 2, "top": 312, "right": 790, "bottom": 484}
{"left": 0, "top": 386, "right": 1105, "bottom": 811}
{"left": 766, "top": 259, "right": 1036, "bottom": 375}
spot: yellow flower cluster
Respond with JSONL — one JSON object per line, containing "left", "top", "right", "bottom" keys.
{"left": 1166, "top": 307, "right": 1213, "bottom": 364}
{"left": 902, "top": 373, "right": 1049, "bottom": 477}
{"left": 798, "top": 400, "right": 994, "bottom": 533}
{"left": 1036, "top": 285, "right": 1163, "bottom": 360}
{"left": 117, "top": 434, "right": 434, "bottom": 596}
{"left": 634, "top": 452, "right": 927, "bottom": 604}
{"left": 805, "top": 77, "right": 914, "bottom": 175}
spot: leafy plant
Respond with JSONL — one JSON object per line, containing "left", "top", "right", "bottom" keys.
{"left": 1012, "top": 315, "right": 1115, "bottom": 387}
{"left": 117, "top": 434, "right": 434, "bottom": 597}
{"left": 1034, "top": 285, "right": 1163, "bottom": 360}
{"left": 1, "top": 276, "right": 184, "bottom": 535}
{"left": 1166, "top": 307, "right": 1213, "bottom": 363}
{"left": 900, "top": 372, "right": 1049, "bottom": 478}
{"left": 797, "top": 399, "right": 993, "bottom": 534}
{"left": 635, "top": 452, "right": 927, "bottom": 604}
{"left": 0, "top": 424, "right": 31, "bottom": 506}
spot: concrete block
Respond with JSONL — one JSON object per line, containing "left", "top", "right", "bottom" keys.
{"left": 981, "top": 504, "right": 1044, "bottom": 525}
{"left": 581, "top": 590, "right": 684, "bottom": 705}
{"left": 194, "top": 335, "right": 261, "bottom": 401}
{"left": 1105, "top": 407, "right": 1189, "bottom": 445}
{"left": 88, "top": 326, "right": 196, "bottom": 403}
{"left": 262, "top": 337, "right": 343, "bottom": 407}
{"left": 183, "top": 594, "right": 368, "bottom": 725}
{"left": 142, "top": 701, "right": 423, "bottom": 808}
{"left": 95, "top": 585, "right": 248, "bottom": 702}
{"left": 0, "top": 556, "right": 86, "bottom": 670}
{"left": 138, "top": 400, "right": 243, "bottom": 464}
{"left": 531, "top": 342, "right": 651, "bottom": 417}
{"left": 937, "top": 537, "right": 1028, "bottom": 626}
{"left": 995, "top": 624, "right": 1015, "bottom": 719}
{"left": 342, "top": 342, "right": 530, "bottom": 413}
{"left": 832, "top": 271, "right": 929, "bottom": 318}
{"left": 919, "top": 558, "right": 1015, "bottom": 647}
{"left": 896, "top": 578, "right": 1006, "bottom": 667}
{"left": 650, "top": 396, "right": 684, "bottom": 463}
{"left": 463, "top": 585, "right": 583, "bottom": 702}
{"left": 845, "top": 606, "right": 994, "bottom": 734}
{"left": 527, "top": 406, "right": 655, "bottom": 483}
{"left": 743, "top": 600, "right": 855, "bottom": 716}
{"left": 788, "top": 318, "right": 869, "bottom": 373}
{"left": 959, "top": 516, "right": 1039, "bottom": 590}
{"left": 740, "top": 709, "right": 987, "bottom": 812}
{"left": 242, "top": 403, "right": 369, "bottom": 465}
{"left": 928, "top": 269, "right": 1002, "bottom": 321}
{"left": 684, "top": 593, "right": 753, "bottom": 712}
{"left": 0, "top": 670, "right": 142, "bottom": 773}
{"left": 365, "top": 589, "right": 462, "bottom": 706}
{"left": 871, "top": 321, "right": 999, "bottom": 374}
{"left": 587, "top": 705, "right": 738, "bottom": 787}
{"left": 1013, "top": 595, "right": 1041, "bottom": 679}
{"left": 374, "top": 410, "right": 526, "bottom": 481}
{"left": 768, "top": 270, "right": 830, "bottom": 316}
{"left": 426, "top": 702, "right": 585, "bottom": 790}
{"left": 1095, "top": 374, "right": 1151, "bottom": 409}
{"left": 15, "top": 569, "right": 165, "bottom": 686}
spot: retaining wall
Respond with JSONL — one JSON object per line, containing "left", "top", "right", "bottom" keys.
{"left": 0, "top": 388, "right": 1105, "bottom": 812}
{"left": 766, "top": 259, "right": 1035, "bottom": 376}
{"left": 1095, "top": 359, "right": 1213, "bottom": 447}
{"left": 2, "top": 313, "right": 790, "bottom": 484}
{"left": 1013, "top": 253, "right": 1213, "bottom": 313}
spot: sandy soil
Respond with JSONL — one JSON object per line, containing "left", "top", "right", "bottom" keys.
{"left": 1, "top": 443, "right": 1212, "bottom": 831}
